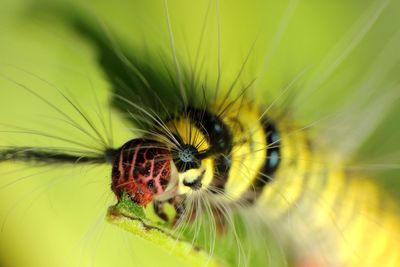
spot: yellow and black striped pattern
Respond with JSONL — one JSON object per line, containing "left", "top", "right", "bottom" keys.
{"left": 167, "top": 99, "right": 400, "bottom": 267}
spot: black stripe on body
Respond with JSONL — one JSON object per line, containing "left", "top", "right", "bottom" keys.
{"left": 185, "top": 107, "right": 233, "bottom": 193}
{"left": 242, "top": 118, "right": 281, "bottom": 204}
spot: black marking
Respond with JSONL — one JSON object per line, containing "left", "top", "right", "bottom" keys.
{"left": 0, "top": 147, "right": 108, "bottom": 164}
{"left": 185, "top": 107, "right": 233, "bottom": 193}
{"left": 147, "top": 180, "right": 155, "bottom": 190}
{"left": 242, "top": 118, "right": 281, "bottom": 204}
{"left": 153, "top": 200, "right": 169, "bottom": 222}
{"left": 160, "top": 178, "right": 169, "bottom": 186}
{"left": 123, "top": 143, "right": 134, "bottom": 181}
{"left": 182, "top": 170, "right": 206, "bottom": 190}
{"left": 179, "top": 146, "right": 197, "bottom": 162}
{"left": 169, "top": 195, "right": 186, "bottom": 225}
{"left": 265, "top": 122, "right": 281, "bottom": 174}
{"left": 105, "top": 148, "right": 119, "bottom": 163}
{"left": 118, "top": 140, "right": 141, "bottom": 182}
{"left": 173, "top": 144, "right": 201, "bottom": 172}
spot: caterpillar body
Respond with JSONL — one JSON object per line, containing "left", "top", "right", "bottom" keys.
{"left": 109, "top": 97, "right": 400, "bottom": 267}
{"left": 1, "top": 1, "right": 400, "bottom": 267}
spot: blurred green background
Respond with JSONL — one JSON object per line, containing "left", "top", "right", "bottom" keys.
{"left": 0, "top": 0, "right": 399, "bottom": 266}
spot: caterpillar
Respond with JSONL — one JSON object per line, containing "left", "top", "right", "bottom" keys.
{"left": 1, "top": 1, "right": 400, "bottom": 267}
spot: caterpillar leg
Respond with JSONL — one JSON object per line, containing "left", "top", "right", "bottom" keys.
{"left": 152, "top": 196, "right": 187, "bottom": 226}
{"left": 165, "top": 196, "right": 227, "bottom": 234}
{"left": 170, "top": 196, "right": 186, "bottom": 226}
{"left": 153, "top": 200, "right": 169, "bottom": 222}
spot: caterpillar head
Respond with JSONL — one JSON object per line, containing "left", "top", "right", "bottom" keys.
{"left": 111, "top": 138, "right": 209, "bottom": 206}
{"left": 111, "top": 138, "right": 178, "bottom": 206}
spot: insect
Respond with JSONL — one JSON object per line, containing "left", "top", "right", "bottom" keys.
{"left": 1, "top": 1, "right": 400, "bottom": 267}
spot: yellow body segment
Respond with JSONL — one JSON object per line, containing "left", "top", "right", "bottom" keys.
{"left": 221, "top": 104, "right": 267, "bottom": 199}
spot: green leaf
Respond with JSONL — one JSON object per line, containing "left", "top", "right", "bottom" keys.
{"left": 107, "top": 193, "right": 224, "bottom": 267}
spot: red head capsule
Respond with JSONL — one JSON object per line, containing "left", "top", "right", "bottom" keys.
{"left": 111, "top": 138, "right": 172, "bottom": 206}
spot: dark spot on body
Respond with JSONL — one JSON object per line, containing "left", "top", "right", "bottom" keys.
{"left": 160, "top": 178, "right": 169, "bottom": 186}
{"left": 147, "top": 180, "right": 154, "bottom": 189}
